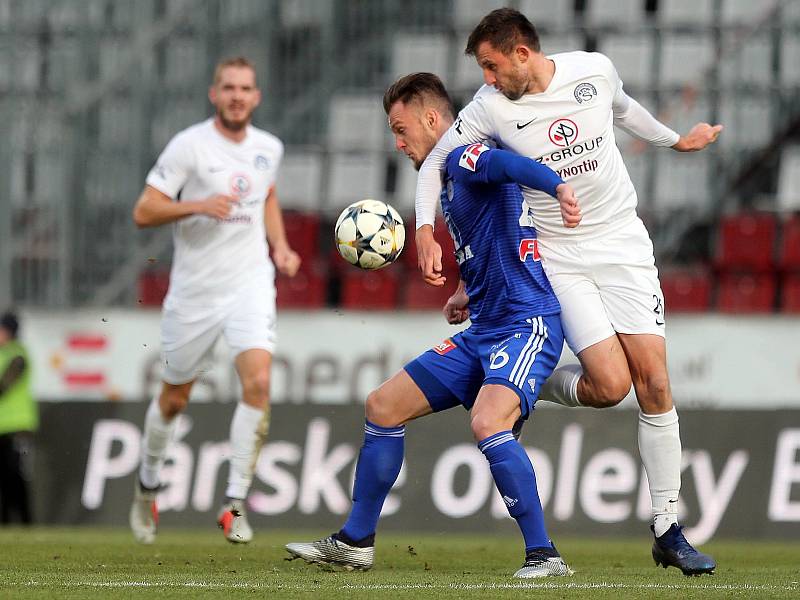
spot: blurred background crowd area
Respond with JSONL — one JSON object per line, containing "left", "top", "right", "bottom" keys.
{"left": 2, "top": 0, "right": 800, "bottom": 313}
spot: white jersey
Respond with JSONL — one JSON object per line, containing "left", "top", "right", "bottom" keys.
{"left": 146, "top": 118, "right": 284, "bottom": 306}
{"left": 416, "top": 51, "right": 680, "bottom": 242}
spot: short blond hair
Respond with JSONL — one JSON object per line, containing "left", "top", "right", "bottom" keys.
{"left": 212, "top": 56, "right": 257, "bottom": 85}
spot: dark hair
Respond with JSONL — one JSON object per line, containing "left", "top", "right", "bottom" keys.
{"left": 1, "top": 311, "right": 19, "bottom": 338}
{"left": 382, "top": 72, "right": 455, "bottom": 118}
{"left": 465, "top": 8, "right": 541, "bottom": 56}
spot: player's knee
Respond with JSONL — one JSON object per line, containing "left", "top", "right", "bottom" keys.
{"left": 160, "top": 392, "right": 189, "bottom": 418}
{"left": 365, "top": 388, "right": 403, "bottom": 428}
{"left": 241, "top": 371, "right": 270, "bottom": 401}
{"left": 589, "top": 374, "right": 631, "bottom": 408}
{"left": 470, "top": 411, "right": 502, "bottom": 442}
{"left": 634, "top": 372, "right": 671, "bottom": 410}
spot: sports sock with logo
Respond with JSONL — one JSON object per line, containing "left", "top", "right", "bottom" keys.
{"left": 538, "top": 364, "right": 583, "bottom": 407}
{"left": 139, "top": 395, "right": 177, "bottom": 489}
{"left": 638, "top": 407, "right": 681, "bottom": 537}
{"left": 479, "top": 430, "right": 550, "bottom": 551}
{"left": 340, "top": 420, "right": 405, "bottom": 543}
{"left": 226, "top": 402, "right": 270, "bottom": 500}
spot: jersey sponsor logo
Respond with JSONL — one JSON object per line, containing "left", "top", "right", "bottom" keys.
{"left": 536, "top": 136, "right": 604, "bottom": 164}
{"left": 433, "top": 339, "right": 457, "bottom": 355}
{"left": 454, "top": 117, "right": 464, "bottom": 136}
{"left": 458, "top": 143, "right": 490, "bottom": 172}
{"left": 555, "top": 159, "right": 599, "bottom": 180}
{"left": 574, "top": 82, "right": 598, "bottom": 104}
{"left": 519, "top": 238, "right": 541, "bottom": 262}
{"left": 254, "top": 155, "right": 269, "bottom": 170}
{"left": 516, "top": 117, "right": 537, "bottom": 129}
{"left": 230, "top": 173, "right": 252, "bottom": 198}
{"left": 548, "top": 119, "right": 579, "bottom": 147}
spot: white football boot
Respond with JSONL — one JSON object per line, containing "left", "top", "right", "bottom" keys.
{"left": 513, "top": 545, "right": 574, "bottom": 578}
{"left": 285, "top": 534, "right": 374, "bottom": 571}
{"left": 217, "top": 499, "right": 253, "bottom": 543}
{"left": 129, "top": 482, "right": 158, "bottom": 544}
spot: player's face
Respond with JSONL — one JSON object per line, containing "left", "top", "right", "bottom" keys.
{"left": 388, "top": 101, "right": 440, "bottom": 170}
{"left": 475, "top": 41, "right": 530, "bottom": 101}
{"left": 209, "top": 66, "right": 261, "bottom": 132}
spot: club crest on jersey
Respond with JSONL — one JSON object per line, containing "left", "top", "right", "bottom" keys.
{"left": 230, "top": 173, "right": 252, "bottom": 198}
{"left": 433, "top": 339, "right": 457, "bottom": 355}
{"left": 458, "top": 143, "right": 489, "bottom": 172}
{"left": 254, "top": 154, "right": 270, "bottom": 170}
{"left": 574, "top": 82, "right": 598, "bottom": 104}
{"left": 519, "top": 238, "right": 541, "bottom": 262}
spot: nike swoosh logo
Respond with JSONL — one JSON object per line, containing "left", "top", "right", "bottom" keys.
{"left": 208, "top": 166, "right": 225, "bottom": 173}
{"left": 516, "top": 118, "right": 536, "bottom": 129}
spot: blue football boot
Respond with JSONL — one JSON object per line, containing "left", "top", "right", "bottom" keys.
{"left": 652, "top": 524, "right": 716, "bottom": 576}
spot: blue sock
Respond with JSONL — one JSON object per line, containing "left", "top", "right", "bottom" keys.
{"left": 340, "top": 420, "right": 405, "bottom": 543}
{"left": 479, "top": 430, "right": 550, "bottom": 552}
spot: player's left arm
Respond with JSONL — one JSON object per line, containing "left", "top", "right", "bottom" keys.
{"left": 0, "top": 356, "right": 26, "bottom": 395}
{"left": 264, "top": 186, "right": 301, "bottom": 277}
{"left": 443, "top": 279, "right": 470, "bottom": 325}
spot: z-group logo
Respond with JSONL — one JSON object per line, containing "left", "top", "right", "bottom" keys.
{"left": 548, "top": 119, "right": 579, "bottom": 147}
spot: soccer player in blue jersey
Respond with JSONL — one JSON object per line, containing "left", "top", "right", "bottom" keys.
{"left": 285, "top": 73, "right": 578, "bottom": 578}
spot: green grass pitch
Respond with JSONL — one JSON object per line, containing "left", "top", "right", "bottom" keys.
{"left": 1, "top": 528, "right": 798, "bottom": 599}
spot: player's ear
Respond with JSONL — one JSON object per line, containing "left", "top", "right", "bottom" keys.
{"left": 208, "top": 85, "right": 217, "bottom": 105}
{"left": 425, "top": 108, "right": 437, "bottom": 130}
{"left": 515, "top": 44, "right": 531, "bottom": 63}
{"left": 253, "top": 88, "right": 262, "bottom": 108}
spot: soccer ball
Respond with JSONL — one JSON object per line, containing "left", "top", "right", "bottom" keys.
{"left": 334, "top": 199, "right": 405, "bottom": 270}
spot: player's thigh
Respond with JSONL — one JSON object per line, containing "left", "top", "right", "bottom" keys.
{"left": 576, "top": 334, "right": 632, "bottom": 405}
{"left": 470, "top": 384, "right": 523, "bottom": 441}
{"left": 160, "top": 304, "right": 224, "bottom": 385}
{"left": 480, "top": 315, "right": 564, "bottom": 419}
{"left": 366, "top": 369, "right": 433, "bottom": 427}
{"left": 616, "top": 333, "right": 672, "bottom": 408}
{"left": 223, "top": 282, "right": 278, "bottom": 357}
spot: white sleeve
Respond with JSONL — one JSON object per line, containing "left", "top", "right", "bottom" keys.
{"left": 414, "top": 95, "right": 496, "bottom": 229}
{"left": 145, "top": 133, "right": 194, "bottom": 199}
{"left": 612, "top": 79, "right": 680, "bottom": 148}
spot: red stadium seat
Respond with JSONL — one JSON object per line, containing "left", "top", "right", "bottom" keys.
{"left": 660, "top": 268, "right": 711, "bottom": 312}
{"left": 402, "top": 275, "right": 459, "bottom": 310}
{"left": 137, "top": 270, "right": 170, "bottom": 306}
{"left": 715, "top": 213, "right": 777, "bottom": 271}
{"left": 340, "top": 268, "right": 400, "bottom": 310}
{"left": 780, "top": 273, "right": 800, "bottom": 313}
{"left": 717, "top": 272, "right": 776, "bottom": 313}
{"left": 402, "top": 216, "right": 457, "bottom": 275}
{"left": 275, "top": 264, "right": 327, "bottom": 309}
{"left": 779, "top": 216, "right": 800, "bottom": 271}
{"left": 281, "top": 211, "right": 320, "bottom": 262}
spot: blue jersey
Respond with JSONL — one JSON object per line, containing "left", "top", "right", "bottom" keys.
{"left": 441, "top": 143, "right": 561, "bottom": 330}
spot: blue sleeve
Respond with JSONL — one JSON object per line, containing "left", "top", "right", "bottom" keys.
{"left": 484, "top": 149, "right": 563, "bottom": 198}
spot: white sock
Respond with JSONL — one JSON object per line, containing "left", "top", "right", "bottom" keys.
{"left": 539, "top": 364, "right": 584, "bottom": 407}
{"left": 225, "top": 402, "right": 270, "bottom": 500}
{"left": 139, "top": 396, "right": 177, "bottom": 489}
{"left": 638, "top": 407, "right": 681, "bottom": 537}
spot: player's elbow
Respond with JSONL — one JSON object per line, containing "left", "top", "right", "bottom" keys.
{"left": 132, "top": 201, "right": 156, "bottom": 228}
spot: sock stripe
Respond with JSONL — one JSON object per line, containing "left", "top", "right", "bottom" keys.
{"left": 364, "top": 423, "right": 405, "bottom": 438}
{"left": 478, "top": 431, "right": 515, "bottom": 453}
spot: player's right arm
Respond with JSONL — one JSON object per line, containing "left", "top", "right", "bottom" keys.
{"left": 415, "top": 93, "right": 495, "bottom": 286}
{"left": 132, "top": 186, "right": 238, "bottom": 228}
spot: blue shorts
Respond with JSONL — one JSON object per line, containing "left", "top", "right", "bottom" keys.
{"left": 404, "top": 315, "right": 563, "bottom": 420}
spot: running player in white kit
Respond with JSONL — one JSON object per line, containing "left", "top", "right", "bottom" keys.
{"left": 129, "top": 57, "right": 301, "bottom": 545}
{"left": 413, "top": 9, "right": 721, "bottom": 575}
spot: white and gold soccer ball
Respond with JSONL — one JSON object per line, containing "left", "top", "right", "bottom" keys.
{"left": 334, "top": 199, "right": 405, "bottom": 270}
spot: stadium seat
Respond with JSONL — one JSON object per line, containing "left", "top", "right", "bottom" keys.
{"left": 390, "top": 34, "right": 449, "bottom": 84}
{"left": 281, "top": 211, "right": 320, "bottom": 263}
{"left": 276, "top": 151, "right": 323, "bottom": 210}
{"left": 657, "top": 0, "right": 714, "bottom": 28}
{"left": 717, "top": 95, "right": 772, "bottom": 151}
{"left": 715, "top": 213, "right": 777, "bottom": 271}
{"left": 328, "top": 94, "right": 388, "bottom": 151}
{"left": 401, "top": 275, "right": 459, "bottom": 310}
{"left": 451, "top": 0, "right": 506, "bottom": 32}
{"left": 539, "top": 32, "right": 586, "bottom": 56}
{"left": 780, "top": 273, "right": 800, "bottom": 313}
{"left": 777, "top": 146, "right": 800, "bottom": 212}
{"left": 717, "top": 272, "right": 776, "bottom": 313}
{"left": 659, "top": 268, "right": 712, "bottom": 312}
{"left": 137, "top": 270, "right": 170, "bottom": 306}
{"left": 781, "top": 37, "right": 800, "bottom": 88}
{"left": 392, "top": 158, "right": 420, "bottom": 215}
{"left": 517, "top": 0, "right": 574, "bottom": 31}
{"left": 653, "top": 152, "right": 711, "bottom": 211}
{"left": 584, "top": 0, "right": 646, "bottom": 30}
{"left": 279, "top": 0, "right": 332, "bottom": 27}
{"left": 660, "top": 34, "right": 714, "bottom": 88}
{"left": 275, "top": 264, "right": 327, "bottom": 309}
{"left": 719, "top": 34, "right": 771, "bottom": 88}
{"left": 721, "top": 0, "right": 773, "bottom": 26}
{"left": 779, "top": 216, "right": 800, "bottom": 270}
{"left": 402, "top": 217, "right": 457, "bottom": 274}
{"left": 164, "top": 39, "right": 207, "bottom": 88}
{"left": 596, "top": 34, "right": 655, "bottom": 91}
{"left": 340, "top": 268, "right": 400, "bottom": 310}
{"left": 327, "top": 153, "right": 386, "bottom": 208}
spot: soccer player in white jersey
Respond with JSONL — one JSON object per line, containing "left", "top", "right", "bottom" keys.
{"left": 128, "top": 56, "right": 301, "bottom": 545}
{"left": 413, "top": 9, "right": 721, "bottom": 575}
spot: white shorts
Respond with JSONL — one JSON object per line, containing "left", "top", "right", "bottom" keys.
{"left": 538, "top": 218, "right": 665, "bottom": 355}
{"left": 160, "top": 280, "right": 277, "bottom": 385}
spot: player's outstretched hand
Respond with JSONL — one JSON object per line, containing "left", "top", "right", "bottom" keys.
{"left": 557, "top": 183, "right": 581, "bottom": 229}
{"left": 200, "top": 194, "right": 239, "bottom": 219}
{"left": 673, "top": 123, "right": 723, "bottom": 152}
{"left": 416, "top": 225, "right": 446, "bottom": 287}
{"left": 273, "top": 245, "right": 301, "bottom": 277}
{"left": 443, "top": 282, "right": 470, "bottom": 325}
